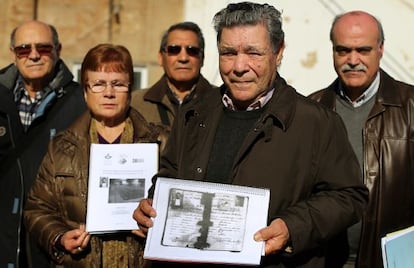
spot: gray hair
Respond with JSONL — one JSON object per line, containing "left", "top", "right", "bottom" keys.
{"left": 330, "top": 11, "right": 385, "bottom": 45}
{"left": 10, "top": 22, "right": 60, "bottom": 48}
{"left": 212, "top": 1, "right": 284, "bottom": 53}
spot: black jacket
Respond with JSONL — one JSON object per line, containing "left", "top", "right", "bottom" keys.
{"left": 152, "top": 76, "right": 368, "bottom": 267}
{"left": 0, "top": 60, "right": 87, "bottom": 268}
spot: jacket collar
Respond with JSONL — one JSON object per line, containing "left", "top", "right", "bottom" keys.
{"left": 0, "top": 59, "right": 75, "bottom": 93}
{"left": 142, "top": 75, "right": 170, "bottom": 103}
{"left": 262, "top": 76, "right": 298, "bottom": 132}
{"left": 376, "top": 69, "right": 404, "bottom": 107}
{"left": 63, "top": 107, "right": 157, "bottom": 145}
{"left": 184, "top": 74, "right": 297, "bottom": 132}
{"left": 143, "top": 74, "right": 213, "bottom": 104}
{"left": 322, "top": 69, "right": 403, "bottom": 110}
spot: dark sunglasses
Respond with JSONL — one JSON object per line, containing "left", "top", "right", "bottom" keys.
{"left": 13, "top": 43, "right": 55, "bottom": 58}
{"left": 164, "top": 45, "right": 202, "bottom": 57}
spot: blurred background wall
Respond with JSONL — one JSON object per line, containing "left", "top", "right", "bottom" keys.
{"left": 1, "top": 0, "right": 413, "bottom": 95}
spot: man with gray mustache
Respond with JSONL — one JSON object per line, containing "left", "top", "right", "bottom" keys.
{"left": 309, "top": 10, "right": 414, "bottom": 268}
{"left": 341, "top": 63, "right": 367, "bottom": 73}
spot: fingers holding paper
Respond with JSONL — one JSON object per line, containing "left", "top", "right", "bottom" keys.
{"left": 132, "top": 198, "right": 156, "bottom": 238}
{"left": 254, "top": 218, "right": 290, "bottom": 255}
{"left": 61, "top": 224, "right": 90, "bottom": 255}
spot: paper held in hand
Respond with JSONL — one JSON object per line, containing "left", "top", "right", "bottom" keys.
{"left": 144, "top": 177, "right": 270, "bottom": 266}
{"left": 85, "top": 143, "right": 158, "bottom": 234}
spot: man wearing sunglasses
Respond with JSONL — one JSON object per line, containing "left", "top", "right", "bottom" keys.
{"left": 0, "top": 20, "right": 86, "bottom": 268}
{"left": 131, "top": 21, "right": 215, "bottom": 129}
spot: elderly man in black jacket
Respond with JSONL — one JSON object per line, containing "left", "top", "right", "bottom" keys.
{"left": 0, "top": 20, "right": 86, "bottom": 267}
{"left": 133, "top": 2, "right": 368, "bottom": 268}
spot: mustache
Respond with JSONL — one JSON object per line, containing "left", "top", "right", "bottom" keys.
{"left": 341, "top": 63, "right": 367, "bottom": 72}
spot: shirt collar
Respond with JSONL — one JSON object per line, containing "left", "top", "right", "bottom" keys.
{"left": 13, "top": 74, "right": 54, "bottom": 102}
{"left": 168, "top": 83, "right": 197, "bottom": 105}
{"left": 13, "top": 77, "right": 25, "bottom": 102}
{"left": 339, "top": 72, "right": 380, "bottom": 108}
{"left": 222, "top": 88, "right": 275, "bottom": 111}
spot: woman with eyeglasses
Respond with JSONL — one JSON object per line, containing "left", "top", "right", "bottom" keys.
{"left": 24, "top": 44, "right": 166, "bottom": 267}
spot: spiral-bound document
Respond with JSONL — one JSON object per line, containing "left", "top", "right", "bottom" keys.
{"left": 144, "top": 177, "right": 270, "bottom": 266}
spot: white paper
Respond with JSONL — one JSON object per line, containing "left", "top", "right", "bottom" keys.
{"left": 85, "top": 143, "right": 158, "bottom": 234}
{"left": 144, "top": 177, "right": 270, "bottom": 266}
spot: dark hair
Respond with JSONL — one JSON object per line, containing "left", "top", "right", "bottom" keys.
{"left": 10, "top": 21, "right": 60, "bottom": 48}
{"left": 330, "top": 11, "right": 385, "bottom": 45}
{"left": 159, "top": 21, "right": 205, "bottom": 56}
{"left": 212, "top": 1, "right": 284, "bottom": 53}
{"left": 80, "top": 44, "right": 134, "bottom": 92}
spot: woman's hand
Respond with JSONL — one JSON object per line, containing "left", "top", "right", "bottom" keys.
{"left": 60, "top": 224, "right": 91, "bottom": 254}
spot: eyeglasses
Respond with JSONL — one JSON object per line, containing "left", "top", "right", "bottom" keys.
{"left": 87, "top": 80, "right": 130, "bottom": 93}
{"left": 164, "top": 45, "right": 202, "bottom": 57}
{"left": 13, "top": 43, "right": 55, "bottom": 58}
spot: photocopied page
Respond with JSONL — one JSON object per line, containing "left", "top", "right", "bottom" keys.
{"left": 144, "top": 177, "right": 270, "bottom": 266}
{"left": 162, "top": 188, "right": 248, "bottom": 252}
{"left": 86, "top": 143, "right": 158, "bottom": 234}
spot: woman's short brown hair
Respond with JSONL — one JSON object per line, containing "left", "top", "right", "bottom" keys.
{"left": 80, "top": 44, "right": 134, "bottom": 91}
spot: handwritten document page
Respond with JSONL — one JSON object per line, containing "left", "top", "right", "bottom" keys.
{"left": 144, "top": 177, "right": 270, "bottom": 266}
{"left": 85, "top": 143, "right": 158, "bottom": 234}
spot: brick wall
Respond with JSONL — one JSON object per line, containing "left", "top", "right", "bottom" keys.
{"left": 0, "top": 0, "right": 184, "bottom": 87}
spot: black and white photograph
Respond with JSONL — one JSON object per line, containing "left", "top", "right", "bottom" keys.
{"left": 162, "top": 188, "right": 249, "bottom": 252}
{"left": 108, "top": 178, "right": 146, "bottom": 203}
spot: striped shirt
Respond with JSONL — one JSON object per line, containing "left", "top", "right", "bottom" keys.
{"left": 222, "top": 88, "right": 275, "bottom": 111}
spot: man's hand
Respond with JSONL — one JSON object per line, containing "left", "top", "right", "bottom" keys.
{"left": 131, "top": 198, "right": 156, "bottom": 238}
{"left": 254, "top": 218, "right": 290, "bottom": 255}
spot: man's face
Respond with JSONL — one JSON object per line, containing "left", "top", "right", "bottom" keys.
{"left": 12, "top": 21, "right": 60, "bottom": 85}
{"left": 332, "top": 14, "right": 383, "bottom": 93}
{"left": 158, "top": 30, "right": 203, "bottom": 87}
{"left": 218, "top": 24, "right": 283, "bottom": 109}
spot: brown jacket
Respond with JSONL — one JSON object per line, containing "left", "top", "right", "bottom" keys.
{"left": 152, "top": 76, "right": 368, "bottom": 267}
{"left": 24, "top": 108, "right": 166, "bottom": 268}
{"left": 309, "top": 69, "right": 414, "bottom": 268}
{"left": 130, "top": 74, "right": 215, "bottom": 127}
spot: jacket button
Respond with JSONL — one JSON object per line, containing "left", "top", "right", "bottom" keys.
{"left": 196, "top": 167, "right": 203, "bottom": 173}
{"left": 0, "top": 126, "right": 6, "bottom": 137}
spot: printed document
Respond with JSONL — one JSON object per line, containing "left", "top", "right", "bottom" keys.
{"left": 85, "top": 143, "right": 158, "bottom": 233}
